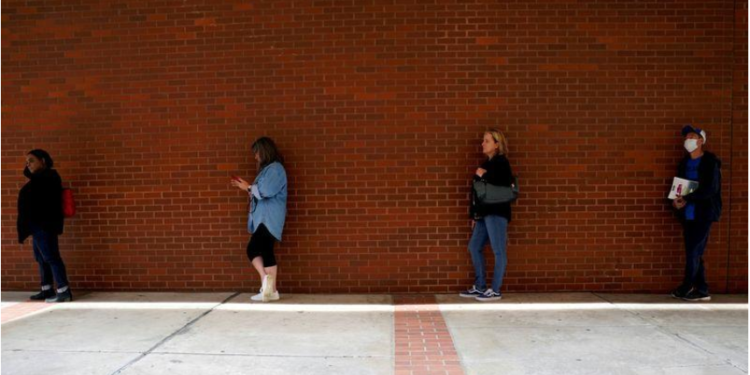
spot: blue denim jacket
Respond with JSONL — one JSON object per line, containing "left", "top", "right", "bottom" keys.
{"left": 248, "top": 162, "right": 287, "bottom": 241}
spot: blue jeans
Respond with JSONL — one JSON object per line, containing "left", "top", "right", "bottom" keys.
{"left": 682, "top": 220, "right": 712, "bottom": 294}
{"left": 31, "top": 227, "right": 69, "bottom": 290}
{"left": 468, "top": 215, "right": 508, "bottom": 293}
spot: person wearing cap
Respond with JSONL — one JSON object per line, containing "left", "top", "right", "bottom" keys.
{"left": 670, "top": 125, "right": 722, "bottom": 302}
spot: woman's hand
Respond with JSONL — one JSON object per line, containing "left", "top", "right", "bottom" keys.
{"left": 475, "top": 168, "right": 487, "bottom": 178}
{"left": 673, "top": 195, "right": 686, "bottom": 210}
{"left": 231, "top": 177, "right": 251, "bottom": 192}
{"left": 471, "top": 220, "right": 476, "bottom": 229}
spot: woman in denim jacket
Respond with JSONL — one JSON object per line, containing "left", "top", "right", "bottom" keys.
{"left": 232, "top": 137, "right": 288, "bottom": 302}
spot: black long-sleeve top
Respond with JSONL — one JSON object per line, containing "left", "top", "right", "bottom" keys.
{"left": 470, "top": 154, "right": 513, "bottom": 222}
{"left": 17, "top": 168, "right": 64, "bottom": 243}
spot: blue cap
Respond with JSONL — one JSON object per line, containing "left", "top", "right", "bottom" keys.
{"left": 681, "top": 125, "right": 706, "bottom": 143}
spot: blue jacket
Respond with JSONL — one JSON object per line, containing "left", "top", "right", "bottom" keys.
{"left": 248, "top": 162, "right": 288, "bottom": 241}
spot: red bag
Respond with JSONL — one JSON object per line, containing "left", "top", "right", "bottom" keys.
{"left": 62, "top": 188, "right": 76, "bottom": 218}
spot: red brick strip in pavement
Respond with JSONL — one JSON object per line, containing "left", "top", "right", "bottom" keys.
{"left": 1, "top": 301, "right": 54, "bottom": 324}
{"left": 394, "top": 295, "right": 465, "bottom": 375}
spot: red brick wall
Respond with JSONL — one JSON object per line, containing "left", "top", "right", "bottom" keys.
{"left": 2, "top": 0, "right": 747, "bottom": 293}
{"left": 729, "top": 0, "right": 749, "bottom": 293}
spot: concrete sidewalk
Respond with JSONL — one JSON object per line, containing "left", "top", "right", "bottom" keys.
{"left": 1, "top": 292, "right": 747, "bottom": 375}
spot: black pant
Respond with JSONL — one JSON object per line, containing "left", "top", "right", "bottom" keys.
{"left": 246, "top": 224, "right": 277, "bottom": 267}
{"left": 682, "top": 220, "right": 712, "bottom": 294}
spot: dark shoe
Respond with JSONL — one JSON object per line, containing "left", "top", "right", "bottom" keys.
{"left": 459, "top": 286, "right": 485, "bottom": 298}
{"left": 45, "top": 290, "right": 73, "bottom": 303}
{"left": 682, "top": 290, "right": 711, "bottom": 302}
{"left": 475, "top": 289, "right": 503, "bottom": 302}
{"left": 670, "top": 286, "right": 692, "bottom": 299}
{"left": 29, "top": 289, "right": 56, "bottom": 301}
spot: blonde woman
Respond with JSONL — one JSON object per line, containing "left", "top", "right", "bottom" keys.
{"left": 460, "top": 129, "right": 514, "bottom": 301}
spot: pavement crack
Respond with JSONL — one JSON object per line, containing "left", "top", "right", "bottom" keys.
{"left": 108, "top": 292, "right": 240, "bottom": 375}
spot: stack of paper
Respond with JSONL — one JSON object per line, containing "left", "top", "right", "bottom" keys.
{"left": 668, "top": 177, "right": 699, "bottom": 200}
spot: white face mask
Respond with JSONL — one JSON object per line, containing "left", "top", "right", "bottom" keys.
{"left": 684, "top": 139, "right": 699, "bottom": 153}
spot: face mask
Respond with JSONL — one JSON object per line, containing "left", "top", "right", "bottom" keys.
{"left": 684, "top": 139, "right": 699, "bottom": 153}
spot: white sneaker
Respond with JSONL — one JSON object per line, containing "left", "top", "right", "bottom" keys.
{"left": 251, "top": 291, "right": 280, "bottom": 302}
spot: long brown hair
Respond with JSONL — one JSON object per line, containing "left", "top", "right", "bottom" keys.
{"left": 252, "top": 137, "right": 284, "bottom": 169}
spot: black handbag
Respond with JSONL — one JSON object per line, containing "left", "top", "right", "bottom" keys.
{"left": 473, "top": 176, "right": 519, "bottom": 204}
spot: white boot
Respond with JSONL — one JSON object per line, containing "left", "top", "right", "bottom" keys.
{"left": 263, "top": 275, "right": 275, "bottom": 302}
{"left": 250, "top": 276, "right": 280, "bottom": 302}
{"left": 251, "top": 277, "right": 267, "bottom": 302}
{"left": 251, "top": 288, "right": 280, "bottom": 302}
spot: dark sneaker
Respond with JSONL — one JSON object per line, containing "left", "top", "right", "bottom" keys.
{"left": 475, "top": 289, "right": 503, "bottom": 302}
{"left": 459, "top": 286, "right": 485, "bottom": 298}
{"left": 29, "top": 290, "right": 55, "bottom": 301}
{"left": 45, "top": 290, "right": 73, "bottom": 303}
{"left": 670, "top": 286, "right": 692, "bottom": 299}
{"left": 682, "top": 290, "right": 711, "bottom": 302}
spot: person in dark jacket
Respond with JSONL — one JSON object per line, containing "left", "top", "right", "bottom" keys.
{"left": 460, "top": 129, "right": 514, "bottom": 302}
{"left": 17, "top": 149, "right": 72, "bottom": 302}
{"left": 671, "top": 126, "right": 722, "bottom": 302}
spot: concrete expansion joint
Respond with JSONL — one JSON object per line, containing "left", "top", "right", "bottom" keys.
{"left": 108, "top": 292, "right": 240, "bottom": 375}
{"left": 149, "top": 351, "right": 390, "bottom": 359}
